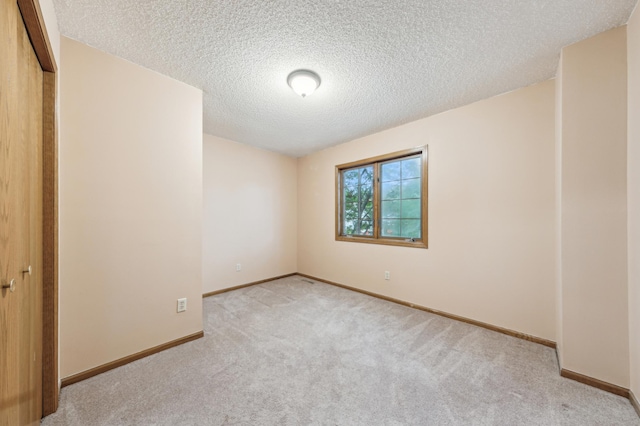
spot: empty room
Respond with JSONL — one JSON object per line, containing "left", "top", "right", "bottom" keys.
{"left": 2, "top": 0, "right": 640, "bottom": 424}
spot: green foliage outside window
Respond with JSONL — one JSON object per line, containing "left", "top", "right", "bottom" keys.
{"left": 343, "top": 166, "right": 374, "bottom": 235}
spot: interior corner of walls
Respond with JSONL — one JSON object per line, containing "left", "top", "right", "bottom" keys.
{"left": 202, "top": 135, "right": 299, "bottom": 294}
{"left": 555, "top": 341, "right": 563, "bottom": 369}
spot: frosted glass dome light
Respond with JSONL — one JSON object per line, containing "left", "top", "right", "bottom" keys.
{"left": 287, "top": 70, "right": 321, "bottom": 98}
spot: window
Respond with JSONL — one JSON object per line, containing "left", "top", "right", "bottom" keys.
{"left": 335, "top": 146, "right": 428, "bottom": 248}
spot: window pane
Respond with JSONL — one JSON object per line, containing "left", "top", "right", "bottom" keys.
{"left": 401, "top": 199, "right": 420, "bottom": 219}
{"left": 364, "top": 201, "right": 373, "bottom": 217}
{"left": 360, "top": 167, "right": 374, "bottom": 185}
{"left": 400, "top": 219, "right": 421, "bottom": 238}
{"left": 381, "top": 161, "right": 401, "bottom": 182}
{"left": 402, "top": 157, "right": 421, "bottom": 179}
{"left": 344, "top": 169, "right": 359, "bottom": 187}
{"left": 381, "top": 181, "right": 400, "bottom": 200}
{"left": 381, "top": 219, "right": 400, "bottom": 237}
{"left": 382, "top": 200, "right": 401, "bottom": 218}
{"left": 343, "top": 202, "right": 358, "bottom": 235}
{"left": 344, "top": 185, "right": 358, "bottom": 202}
{"left": 401, "top": 178, "right": 420, "bottom": 199}
{"left": 342, "top": 166, "right": 374, "bottom": 236}
{"left": 358, "top": 220, "right": 373, "bottom": 236}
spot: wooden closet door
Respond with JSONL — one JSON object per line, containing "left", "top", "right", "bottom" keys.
{"left": 0, "top": 0, "right": 44, "bottom": 424}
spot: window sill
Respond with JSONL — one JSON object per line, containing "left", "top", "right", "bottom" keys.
{"left": 336, "top": 235, "right": 427, "bottom": 249}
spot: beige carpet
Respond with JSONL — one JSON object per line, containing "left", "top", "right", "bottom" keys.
{"left": 42, "top": 275, "right": 639, "bottom": 425}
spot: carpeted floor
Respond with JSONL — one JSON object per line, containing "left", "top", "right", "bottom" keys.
{"left": 42, "top": 275, "right": 640, "bottom": 425}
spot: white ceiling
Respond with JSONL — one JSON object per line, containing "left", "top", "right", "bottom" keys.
{"left": 52, "top": 0, "right": 638, "bottom": 157}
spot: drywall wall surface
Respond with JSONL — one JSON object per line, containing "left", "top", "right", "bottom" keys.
{"left": 559, "top": 26, "right": 629, "bottom": 387}
{"left": 202, "top": 134, "right": 297, "bottom": 293}
{"left": 628, "top": 6, "right": 640, "bottom": 396}
{"left": 298, "top": 80, "right": 556, "bottom": 341}
{"left": 555, "top": 57, "right": 564, "bottom": 367}
{"left": 59, "top": 37, "right": 203, "bottom": 378}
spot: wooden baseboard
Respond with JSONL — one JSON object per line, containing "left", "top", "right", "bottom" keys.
{"left": 61, "top": 331, "right": 204, "bottom": 387}
{"left": 560, "top": 369, "right": 629, "bottom": 398}
{"left": 202, "top": 273, "right": 297, "bottom": 298}
{"left": 629, "top": 389, "right": 640, "bottom": 417}
{"left": 297, "top": 273, "right": 557, "bottom": 349}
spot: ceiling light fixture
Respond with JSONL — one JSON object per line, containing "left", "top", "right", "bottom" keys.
{"left": 287, "top": 69, "right": 321, "bottom": 98}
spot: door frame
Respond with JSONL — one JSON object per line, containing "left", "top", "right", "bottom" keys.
{"left": 17, "top": 0, "right": 58, "bottom": 416}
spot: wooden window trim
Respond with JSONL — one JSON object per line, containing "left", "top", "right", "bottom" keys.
{"left": 335, "top": 146, "right": 428, "bottom": 249}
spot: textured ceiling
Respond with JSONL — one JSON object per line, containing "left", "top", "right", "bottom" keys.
{"left": 52, "top": 0, "right": 638, "bottom": 157}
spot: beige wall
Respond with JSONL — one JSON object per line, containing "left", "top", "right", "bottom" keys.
{"left": 554, "top": 54, "right": 565, "bottom": 367}
{"left": 557, "top": 26, "right": 629, "bottom": 387}
{"left": 59, "top": 37, "right": 203, "bottom": 378}
{"left": 628, "top": 5, "right": 640, "bottom": 397}
{"left": 298, "top": 80, "right": 556, "bottom": 341}
{"left": 202, "top": 134, "right": 297, "bottom": 293}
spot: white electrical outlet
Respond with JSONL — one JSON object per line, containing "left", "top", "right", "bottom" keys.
{"left": 384, "top": 271, "right": 390, "bottom": 280}
{"left": 177, "top": 298, "right": 187, "bottom": 313}
{"left": 236, "top": 263, "right": 242, "bottom": 272}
